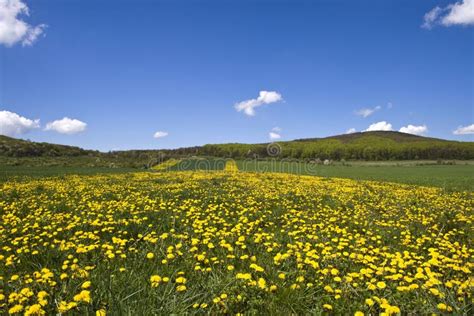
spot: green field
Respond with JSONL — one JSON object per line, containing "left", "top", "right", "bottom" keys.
{"left": 1, "top": 171, "right": 472, "bottom": 315}
{"left": 236, "top": 160, "right": 474, "bottom": 191}
{"left": 1, "top": 157, "right": 473, "bottom": 314}
{"left": 156, "top": 158, "right": 474, "bottom": 191}
{"left": 0, "top": 165, "right": 136, "bottom": 182}
{"left": 2, "top": 158, "right": 473, "bottom": 191}
{"left": 167, "top": 158, "right": 227, "bottom": 171}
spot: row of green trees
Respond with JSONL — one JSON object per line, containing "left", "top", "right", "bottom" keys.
{"left": 1, "top": 133, "right": 473, "bottom": 162}
{"left": 197, "top": 140, "right": 474, "bottom": 160}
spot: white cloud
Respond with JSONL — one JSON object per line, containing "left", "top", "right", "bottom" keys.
{"left": 45, "top": 117, "right": 87, "bottom": 134}
{"left": 235, "top": 91, "right": 283, "bottom": 116}
{"left": 0, "top": 110, "right": 40, "bottom": 136}
{"left": 355, "top": 105, "right": 381, "bottom": 118}
{"left": 364, "top": 121, "right": 393, "bottom": 132}
{"left": 269, "top": 127, "right": 282, "bottom": 140}
{"left": 0, "top": 0, "right": 47, "bottom": 47}
{"left": 453, "top": 123, "right": 474, "bottom": 135}
{"left": 345, "top": 128, "right": 357, "bottom": 134}
{"left": 399, "top": 124, "right": 428, "bottom": 135}
{"left": 423, "top": 6, "right": 443, "bottom": 29}
{"left": 269, "top": 132, "right": 281, "bottom": 140}
{"left": 422, "top": 0, "right": 474, "bottom": 29}
{"left": 443, "top": 0, "right": 474, "bottom": 25}
{"left": 153, "top": 131, "right": 168, "bottom": 139}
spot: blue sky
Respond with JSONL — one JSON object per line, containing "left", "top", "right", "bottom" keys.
{"left": 0, "top": 0, "right": 473, "bottom": 151}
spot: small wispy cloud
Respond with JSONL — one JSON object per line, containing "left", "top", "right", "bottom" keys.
{"left": 422, "top": 0, "right": 474, "bottom": 29}
{"left": 153, "top": 131, "right": 169, "bottom": 139}
{"left": 423, "top": 6, "right": 444, "bottom": 29}
{"left": 0, "top": 110, "right": 40, "bottom": 136}
{"left": 269, "top": 132, "right": 281, "bottom": 140}
{"left": 269, "top": 127, "right": 282, "bottom": 140}
{"left": 399, "top": 124, "right": 428, "bottom": 135}
{"left": 453, "top": 123, "right": 474, "bottom": 135}
{"left": 235, "top": 91, "right": 283, "bottom": 116}
{"left": 355, "top": 105, "right": 381, "bottom": 118}
{"left": 45, "top": 117, "right": 87, "bottom": 134}
{"left": 345, "top": 128, "right": 357, "bottom": 134}
{"left": 0, "top": 0, "right": 47, "bottom": 47}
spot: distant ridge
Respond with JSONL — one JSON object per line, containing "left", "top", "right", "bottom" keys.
{"left": 293, "top": 131, "right": 449, "bottom": 143}
{"left": 198, "top": 131, "right": 474, "bottom": 160}
{"left": 1, "top": 131, "right": 473, "bottom": 162}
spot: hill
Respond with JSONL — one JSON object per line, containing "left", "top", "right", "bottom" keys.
{"left": 1, "top": 131, "right": 473, "bottom": 164}
{"left": 0, "top": 135, "right": 146, "bottom": 168}
{"left": 0, "top": 135, "right": 96, "bottom": 157}
{"left": 294, "top": 131, "right": 447, "bottom": 143}
{"left": 197, "top": 131, "right": 474, "bottom": 160}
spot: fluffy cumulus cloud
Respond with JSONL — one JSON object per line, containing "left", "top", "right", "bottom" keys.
{"left": 399, "top": 124, "right": 428, "bottom": 135}
{"left": 0, "top": 0, "right": 47, "bottom": 47}
{"left": 153, "top": 131, "right": 168, "bottom": 139}
{"left": 364, "top": 121, "right": 393, "bottom": 132}
{"left": 453, "top": 123, "right": 474, "bottom": 135}
{"left": 355, "top": 106, "right": 381, "bottom": 118}
{"left": 422, "top": 0, "right": 474, "bottom": 29}
{"left": 235, "top": 91, "right": 283, "bottom": 116}
{"left": 345, "top": 128, "right": 357, "bottom": 134}
{"left": 45, "top": 117, "right": 87, "bottom": 134}
{"left": 0, "top": 110, "right": 40, "bottom": 136}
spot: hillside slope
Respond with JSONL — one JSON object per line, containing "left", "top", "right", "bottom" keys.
{"left": 0, "top": 135, "right": 96, "bottom": 157}
{"left": 198, "top": 131, "right": 474, "bottom": 160}
{"left": 295, "top": 131, "right": 447, "bottom": 143}
{"left": 1, "top": 131, "right": 473, "bottom": 162}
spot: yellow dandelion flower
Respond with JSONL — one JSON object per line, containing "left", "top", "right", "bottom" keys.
{"left": 323, "top": 304, "right": 333, "bottom": 310}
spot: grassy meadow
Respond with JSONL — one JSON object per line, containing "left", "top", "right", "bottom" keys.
{"left": 236, "top": 160, "right": 474, "bottom": 192}
{"left": 1, "top": 158, "right": 473, "bottom": 315}
{"left": 144, "top": 157, "right": 474, "bottom": 191}
{"left": 2, "top": 157, "right": 473, "bottom": 191}
{"left": 0, "top": 165, "right": 136, "bottom": 183}
{"left": 0, "top": 170, "right": 472, "bottom": 315}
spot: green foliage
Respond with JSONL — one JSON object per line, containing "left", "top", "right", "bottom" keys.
{"left": 1, "top": 131, "right": 473, "bottom": 166}
{"left": 0, "top": 135, "right": 94, "bottom": 157}
{"left": 199, "top": 132, "right": 474, "bottom": 160}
